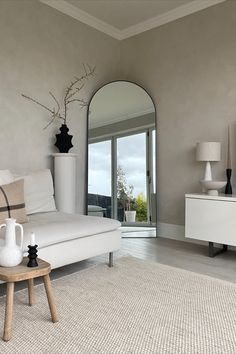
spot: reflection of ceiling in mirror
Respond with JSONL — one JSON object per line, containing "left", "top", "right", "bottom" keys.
{"left": 89, "top": 82, "right": 155, "bottom": 129}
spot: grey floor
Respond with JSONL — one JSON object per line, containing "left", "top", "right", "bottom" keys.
{"left": 121, "top": 226, "right": 156, "bottom": 238}
{"left": 1, "top": 236, "right": 236, "bottom": 296}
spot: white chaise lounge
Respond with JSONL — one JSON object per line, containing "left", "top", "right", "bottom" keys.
{"left": 22, "top": 212, "right": 121, "bottom": 269}
{"left": 0, "top": 169, "right": 121, "bottom": 269}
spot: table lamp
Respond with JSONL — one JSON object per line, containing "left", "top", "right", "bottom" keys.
{"left": 196, "top": 142, "right": 221, "bottom": 180}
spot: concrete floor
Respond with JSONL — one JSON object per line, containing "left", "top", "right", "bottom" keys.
{"left": 120, "top": 237, "right": 236, "bottom": 283}
{"left": 1, "top": 236, "right": 236, "bottom": 296}
{"left": 121, "top": 226, "right": 156, "bottom": 238}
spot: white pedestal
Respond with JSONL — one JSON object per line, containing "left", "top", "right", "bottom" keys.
{"left": 52, "top": 153, "right": 77, "bottom": 214}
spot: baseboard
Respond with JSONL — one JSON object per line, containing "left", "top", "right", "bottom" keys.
{"left": 157, "top": 222, "right": 207, "bottom": 246}
{"left": 157, "top": 222, "right": 236, "bottom": 251}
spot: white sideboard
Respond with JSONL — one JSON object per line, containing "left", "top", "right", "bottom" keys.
{"left": 185, "top": 193, "right": 236, "bottom": 257}
{"left": 52, "top": 153, "right": 77, "bottom": 214}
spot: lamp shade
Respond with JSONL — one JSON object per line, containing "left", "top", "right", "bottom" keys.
{"left": 196, "top": 142, "right": 221, "bottom": 162}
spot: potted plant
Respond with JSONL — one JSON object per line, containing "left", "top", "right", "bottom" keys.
{"left": 116, "top": 165, "right": 136, "bottom": 222}
{"left": 124, "top": 185, "right": 136, "bottom": 223}
{"left": 22, "top": 64, "right": 95, "bottom": 153}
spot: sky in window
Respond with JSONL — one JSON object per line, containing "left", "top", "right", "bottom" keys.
{"left": 88, "top": 133, "right": 147, "bottom": 198}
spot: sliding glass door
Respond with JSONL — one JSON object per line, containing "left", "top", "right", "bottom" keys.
{"left": 88, "top": 140, "right": 112, "bottom": 218}
{"left": 88, "top": 129, "right": 156, "bottom": 225}
{"left": 117, "top": 132, "right": 148, "bottom": 223}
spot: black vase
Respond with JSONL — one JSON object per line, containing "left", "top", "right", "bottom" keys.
{"left": 225, "top": 168, "right": 232, "bottom": 195}
{"left": 55, "top": 124, "right": 73, "bottom": 153}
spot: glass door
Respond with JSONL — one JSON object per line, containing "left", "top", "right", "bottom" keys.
{"left": 88, "top": 140, "right": 112, "bottom": 218}
{"left": 116, "top": 132, "right": 148, "bottom": 224}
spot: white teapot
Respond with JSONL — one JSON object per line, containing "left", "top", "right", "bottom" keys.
{"left": 0, "top": 218, "right": 24, "bottom": 267}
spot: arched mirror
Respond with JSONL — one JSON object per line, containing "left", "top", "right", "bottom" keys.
{"left": 86, "top": 81, "right": 157, "bottom": 238}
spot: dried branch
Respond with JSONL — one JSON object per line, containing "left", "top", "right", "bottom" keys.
{"left": 21, "top": 93, "right": 64, "bottom": 120}
{"left": 21, "top": 94, "right": 55, "bottom": 115}
{"left": 64, "top": 64, "right": 95, "bottom": 102}
{"left": 49, "top": 91, "right": 60, "bottom": 113}
{"left": 21, "top": 64, "right": 95, "bottom": 128}
{"left": 66, "top": 83, "right": 85, "bottom": 101}
{"left": 67, "top": 98, "right": 88, "bottom": 106}
{"left": 43, "top": 95, "right": 62, "bottom": 129}
{"left": 43, "top": 113, "right": 58, "bottom": 130}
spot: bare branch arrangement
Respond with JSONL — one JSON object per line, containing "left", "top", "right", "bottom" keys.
{"left": 22, "top": 64, "right": 95, "bottom": 129}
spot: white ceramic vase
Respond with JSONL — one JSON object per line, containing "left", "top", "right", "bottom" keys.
{"left": 0, "top": 218, "right": 24, "bottom": 267}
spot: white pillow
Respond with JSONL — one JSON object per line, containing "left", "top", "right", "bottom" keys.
{"left": 16, "top": 169, "right": 57, "bottom": 215}
{"left": 0, "top": 170, "right": 14, "bottom": 185}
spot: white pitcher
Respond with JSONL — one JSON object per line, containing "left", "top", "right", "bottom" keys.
{"left": 0, "top": 218, "right": 24, "bottom": 267}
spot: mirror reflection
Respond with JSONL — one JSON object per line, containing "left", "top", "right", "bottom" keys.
{"left": 87, "top": 81, "right": 156, "bottom": 237}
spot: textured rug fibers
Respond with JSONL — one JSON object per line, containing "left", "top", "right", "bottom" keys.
{"left": 0, "top": 256, "right": 236, "bottom": 353}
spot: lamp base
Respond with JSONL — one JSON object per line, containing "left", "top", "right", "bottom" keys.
{"left": 207, "top": 189, "right": 218, "bottom": 196}
{"left": 204, "top": 161, "right": 212, "bottom": 181}
{"left": 201, "top": 161, "right": 212, "bottom": 193}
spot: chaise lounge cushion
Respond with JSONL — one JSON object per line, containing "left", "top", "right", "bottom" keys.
{"left": 15, "top": 212, "right": 121, "bottom": 251}
{"left": 15, "top": 170, "right": 56, "bottom": 215}
{"left": 0, "top": 179, "right": 28, "bottom": 224}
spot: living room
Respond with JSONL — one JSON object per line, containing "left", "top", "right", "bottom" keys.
{"left": 0, "top": 0, "right": 235, "bottom": 353}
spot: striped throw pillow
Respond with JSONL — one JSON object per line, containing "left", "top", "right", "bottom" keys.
{"left": 0, "top": 179, "right": 28, "bottom": 224}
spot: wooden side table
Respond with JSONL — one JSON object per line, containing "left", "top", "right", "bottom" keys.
{"left": 0, "top": 258, "right": 58, "bottom": 341}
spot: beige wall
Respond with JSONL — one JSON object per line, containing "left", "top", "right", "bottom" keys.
{"left": 1, "top": 0, "right": 236, "bottom": 227}
{"left": 0, "top": 0, "right": 120, "bottom": 213}
{"left": 121, "top": 0, "right": 236, "bottom": 226}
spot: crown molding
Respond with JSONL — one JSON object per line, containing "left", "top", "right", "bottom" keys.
{"left": 39, "top": 0, "right": 122, "bottom": 40}
{"left": 120, "top": 0, "right": 226, "bottom": 40}
{"left": 39, "top": 0, "right": 226, "bottom": 41}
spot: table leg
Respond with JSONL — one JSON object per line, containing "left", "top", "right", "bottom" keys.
{"left": 3, "top": 282, "right": 14, "bottom": 341}
{"left": 43, "top": 274, "right": 58, "bottom": 323}
{"left": 28, "top": 278, "right": 35, "bottom": 306}
{"left": 109, "top": 252, "right": 113, "bottom": 267}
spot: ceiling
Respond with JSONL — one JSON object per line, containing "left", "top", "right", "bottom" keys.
{"left": 89, "top": 82, "right": 155, "bottom": 129}
{"left": 67, "top": 0, "right": 191, "bottom": 30}
{"left": 40, "top": 0, "right": 226, "bottom": 39}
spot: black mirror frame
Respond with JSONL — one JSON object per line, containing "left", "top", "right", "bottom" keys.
{"left": 85, "top": 80, "right": 157, "bottom": 235}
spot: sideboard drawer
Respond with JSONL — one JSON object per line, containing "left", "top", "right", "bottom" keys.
{"left": 185, "top": 197, "right": 236, "bottom": 246}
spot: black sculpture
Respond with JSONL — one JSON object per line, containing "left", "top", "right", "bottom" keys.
{"left": 55, "top": 124, "right": 73, "bottom": 153}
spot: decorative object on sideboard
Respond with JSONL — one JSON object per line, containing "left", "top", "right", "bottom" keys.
{"left": 196, "top": 142, "right": 221, "bottom": 181}
{"left": 0, "top": 218, "right": 24, "bottom": 267}
{"left": 21, "top": 64, "right": 95, "bottom": 153}
{"left": 200, "top": 180, "right": 226, "bottom": 196}
{"left": 225, "top": 126, "right": 232, "bottom": 194}
{"left": 27, "top": 232, "right": 38, "bottom": 267}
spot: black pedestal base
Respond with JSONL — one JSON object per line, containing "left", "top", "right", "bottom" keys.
{"left": 209, "top": 242, "right": 228, "bottom": 257}
{"left": 27, "top": 245, "right": 38, "bottom": 267}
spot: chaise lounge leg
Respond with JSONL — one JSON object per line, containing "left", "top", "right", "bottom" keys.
{"left": 109, "top": 252, "right": 113, "bottom": 267}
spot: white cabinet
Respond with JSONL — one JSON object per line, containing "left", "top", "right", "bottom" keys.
{"left": 52, "top": 153, "right": 77, "bottom": 213}
{"left": 185, "top": 193, "right": 236, "bottom": 256}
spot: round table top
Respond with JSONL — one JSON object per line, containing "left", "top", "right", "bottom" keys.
{"left": 0, "top": 258, "right": 51, "bottom": 282}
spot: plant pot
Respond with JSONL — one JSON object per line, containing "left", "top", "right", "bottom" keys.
{"left": 55, "top": 124, "right": 73, "bottom": 153}
{"left": 125, "top": 211, "right": 136, "bottom": 223}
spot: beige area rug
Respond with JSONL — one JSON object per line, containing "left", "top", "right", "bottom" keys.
{"left": 0, "top": 257, "right": 236, "bottom": 354}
